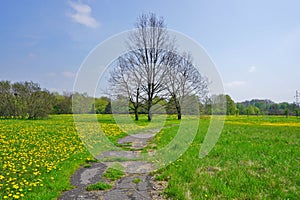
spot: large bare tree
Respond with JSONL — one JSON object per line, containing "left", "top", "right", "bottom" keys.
{"left": 109, "top": 13, "right": 208, "bottom": 121}
{"left": 126, "top": 13, "right": 174, "bottom": 121}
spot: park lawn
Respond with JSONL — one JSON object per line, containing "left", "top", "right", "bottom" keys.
{"left": 152, "top": 115, "right": 300, "bottom": 199}
{"left": 0, "top": 114, "right": 299, "bottom": 199}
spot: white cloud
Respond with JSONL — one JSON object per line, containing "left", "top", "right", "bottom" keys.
{"left": 66, "top": 1, "right": 99, "bottom": 29}
{"left": 224, "top": 81, "right": 246, "bottom": 87}
{"left": 248, "top": 65, "right": 256, "bottom": 73}
{"left": 61, "top": 71, "right": 76, "bottom": 78}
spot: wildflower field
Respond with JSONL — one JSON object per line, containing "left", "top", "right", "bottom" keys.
{"left": 0, "top": 114, "right": 300, "bottom": 199}
{"left": 0, "top": 115, "right": 87, "bottom": 199}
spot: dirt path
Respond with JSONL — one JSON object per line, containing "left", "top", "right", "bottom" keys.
{"left": 58, "top": 130, "right": 167, "bottom": 200}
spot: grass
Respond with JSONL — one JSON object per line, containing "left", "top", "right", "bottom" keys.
{"left": 0, "top": 115, "right": 92, "bottom": 199}
{"left": 149, "top": 115, "right": 300, "bottom": 199}
{"left": 86, "top": 181, "right": 112, "bottom": 191}
{"left": 83, "top": 164, "right": 92, "bottom": 168}
{"left": 103, "top": 167, "right": 125, "bottom": 181}
{"left": 132, "top": 178, "right": 141, "bottom": 184}
{"left": 0, "top": 114, "right": 299, "bottom": 199}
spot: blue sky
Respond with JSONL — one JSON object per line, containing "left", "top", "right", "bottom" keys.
{"left": 1, "top": 0, "right": 299, "bottom": 103}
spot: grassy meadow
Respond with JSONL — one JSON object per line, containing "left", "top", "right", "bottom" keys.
{"left": 0, "top": 114, "right": 299, "bottom": 199}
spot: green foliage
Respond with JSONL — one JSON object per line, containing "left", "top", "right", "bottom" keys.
{"left": 226, "top": 94, "right": 237, "bottom": 115}
{"left": 86, "top": 182, "right": 112, "bottom": 191}
{"left": 245, "top": 105, "right": 260, "bottom": 116}
{"left": 95, "top": 97, "right": 110, "bottom": 114}
{"left": 295, "top": 109, "right": 299, "bottom": 117}
{"left": 285, "top": 108, "right": 289, "bottom": 118}
{"left": 2, "top": 79, "right": 297, "bottom": 118}
{"left": 210, "top": 94, "right": 226, "bottom": 114}
{"left": 0, "top": 80, "right": 54, "bottom": 119}
{"left": 254, "top": 106, "right": 260, "bottom": 116}
{"left": 238, "top": 99, "right": 299, "bottom": 116}
{"left": 52, "top": 92, "right": 72, "bottom": 114}
{"left": 72, "top": 92, "right": 94, "bottom": 114}
{"left": 111, "top": 95, "right": 129, "bottom": 114}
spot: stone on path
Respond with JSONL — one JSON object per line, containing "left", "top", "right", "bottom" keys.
{"left": 58, "top": 162, "right": 107, "bottom": 200}
{"left": 117, "top": 131, "right": 159, "bottom": 149}
{"left": 103, "top": 161, "right": 155, "bottom": 174}
{"left": 96, "top": 150, "right": 141, "bottom": 160}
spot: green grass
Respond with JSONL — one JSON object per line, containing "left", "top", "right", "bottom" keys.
{"left": 103, "top": 167, "right": 125, "bottom": 181}
{"left": 86, "top": 181, "right": 112, "bottom": 191}
{"left": 0, "top": 115, "right": 92, "bottom": 200}
{"left": 132, "top": 178, "right": 141, "bottom": 184}
{"left": 84, "top": 164, "right": 92, "bottom": 168}
{"left": 1, "top": 114, "right": 299, "bottom": 199}
{"left": 149, "top": 115, "right": 300, "bottom": 199}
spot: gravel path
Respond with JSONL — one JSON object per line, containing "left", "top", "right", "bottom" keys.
{"left": 58, "top": 131, "right": 167, "bottom": 200}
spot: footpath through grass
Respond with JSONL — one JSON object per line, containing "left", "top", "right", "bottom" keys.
{"left": 0, "top": 114, "right": 299, "bottom": 199}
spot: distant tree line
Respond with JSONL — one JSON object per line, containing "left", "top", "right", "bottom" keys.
{"left": 236, "top": 99, "right": 300, "bottom": 117}
{"left": 0, "top": 81, "right": 112, "bottom": 119}
{"left": 1, "top": 80, "right": 299, "bottom": 119}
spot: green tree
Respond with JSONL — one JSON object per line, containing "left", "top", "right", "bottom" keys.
{"left": 295, "top": 108, "right": 299, "bottom": 118}
{"left": 95, "top": 97, "right": 110, "bottom": 114}
{"left": 284, "top": 108, "right": 289, "bottom": 118}
{"left": 210, "top": 94, "right": 226, "bottom": 115}
{"left": 236, "top": 103, "right": 246, "bottom": 115}
{"left": 226, "top": 95, "right": 236, "bottom": 115}
{"left": 246, "top": 105, "right": 255, "bottom": 116}
{"left": 52, "top": 92, "right": 72, "bottom": 114}
{"left": 235, "top": 108, "right": 239, "bottom": 116}
{"left": 254, "top": 106, "right": 260, "bottom": 116}
{"left": 0, "top": 81, "right": 14, "bottom": 117}
{"left": 0, "top": 81, "right": 54, "bottom": 119}
{"left": 72, "top": 92, "right": 93, "bottom": 114}
{"left": 27, "top": 90, "right": 54, "bottom": 119}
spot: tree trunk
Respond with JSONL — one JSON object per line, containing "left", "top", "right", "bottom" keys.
{"left": 176, "top": 103, "right": 181, "bottom": 120}
{"left": 174, "top": 96, "right": 181, "bottom": 120}
{"left": 177, "top": 112, "right": 181, "bottom": 120}
{"left": 147, "top": 101, "right": 152, "bottom": 121}
{"left": 147, "top": 83, "right": 153, "bottom": 121}
{"left": 134, "top": 108, "right": 139, "bottom": 121}
{"left": 148, "top": 109, "right": 152, "bottom": 121}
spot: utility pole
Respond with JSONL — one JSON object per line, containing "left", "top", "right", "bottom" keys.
{"left": 294, "top": 90, "right": 300, "bottom": 117}
{"left": 295, "top": 90, "right": 300, "bottom": 108}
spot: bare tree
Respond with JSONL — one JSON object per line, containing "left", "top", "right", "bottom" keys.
{"left": 109, "top": 13, "right": 208, "bottom": 121}
{"left": 109, "top": 56, "right": 142, "bottom": 120}
{"left": 125, "top": 13, "right": 175, "bottom": 121}
{"left": 164, "top": 52, "right": 208, "bottom": 120}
